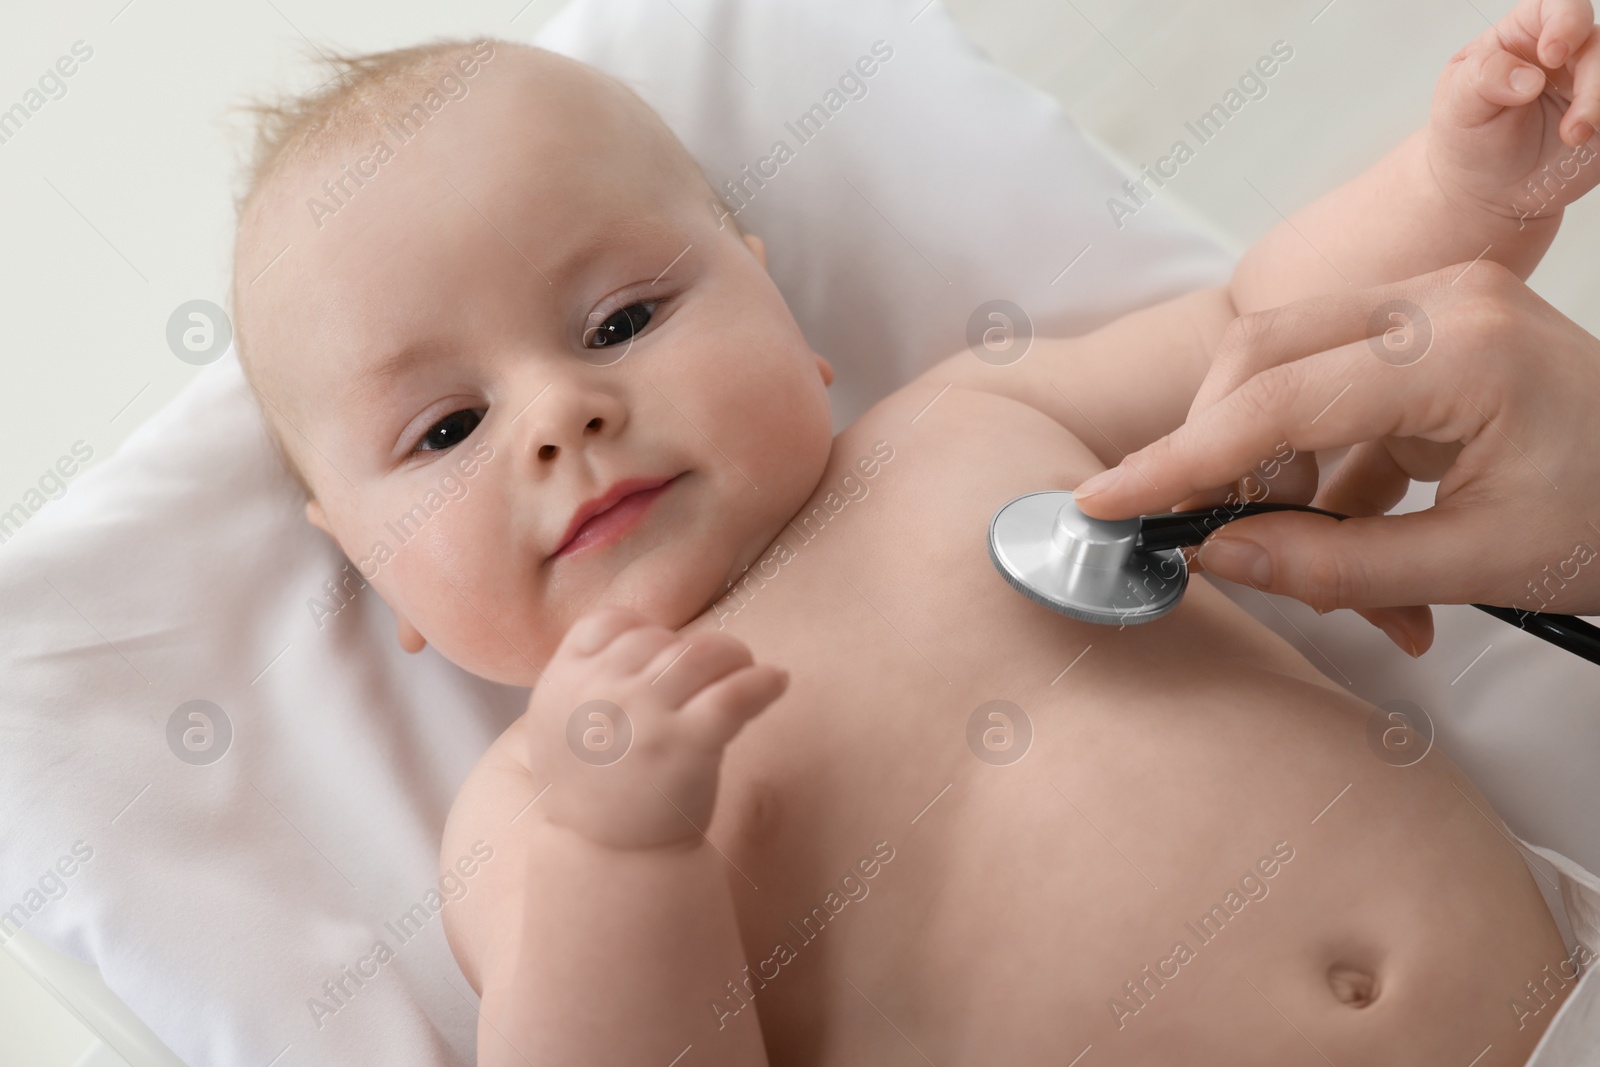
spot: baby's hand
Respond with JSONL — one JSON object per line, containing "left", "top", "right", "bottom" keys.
{"left": 525, "top": 608, "right": 787, "bottom": 850}
{"left": 1428, "top": 0, "right": 1600, "bottom": 223}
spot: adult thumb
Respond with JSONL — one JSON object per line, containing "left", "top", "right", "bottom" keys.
{"left": 1192, "top": 507, "right": 1499, "bottom": 614}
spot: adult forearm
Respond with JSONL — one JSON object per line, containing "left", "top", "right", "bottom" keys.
{"left": 477, "top": 825, "right": 767, "bottom": 1067}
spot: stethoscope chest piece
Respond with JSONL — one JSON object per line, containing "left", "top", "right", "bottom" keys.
{"left": 990, "top": 489, "right": 1600, "bottom": 662}
{"left": 988, "top": 491, "right": 1187, "bottom": 626}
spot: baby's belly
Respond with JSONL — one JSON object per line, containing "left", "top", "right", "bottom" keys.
{"left": 688, "top": 386, "right": 1568, "bottom": 1065}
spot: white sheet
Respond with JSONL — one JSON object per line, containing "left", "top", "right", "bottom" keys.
{"left": 1521, "top": 838, "right": 1600, "bottom": 1065}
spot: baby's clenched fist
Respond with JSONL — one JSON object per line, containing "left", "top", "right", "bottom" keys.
{"left": 525, "top": 607, "right": 788, "bottom": 850}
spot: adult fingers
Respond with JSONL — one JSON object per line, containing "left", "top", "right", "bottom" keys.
{"left": 1171, "top": 449, "right": 1320, "bottom": 517}
{"left": 1304, "top": 441, "right": 1436, "bottom": 653}
{"left": 1355, "top": 604, "right": 1437, "bottom": 657}
{"left": 1202, "top": 280, "right": 1386, "bottom": 409}
{"left": 1076, "top": 276, "right": 1463, "bottom": 520}
{"left": 1076, "top": 336, "right": 1433, "bottom": 519}
{"left": 1170, "top": 291, "right": 1380, "bottom": 514}
{"left": 1192, "top": 505, "right": 1517, "bottom": 612}
{"left": 1181, "top": 448, "right": 1436, "bottom": 651}
{"left": 1313, "top": 439, "right": 1413, "bottom": 518}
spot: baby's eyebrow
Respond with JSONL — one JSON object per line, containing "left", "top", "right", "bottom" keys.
{"left": 346, "top": 338, "right": 448, "bottom": 406}
{"left": 340, "top": 217, "right": 695, "bottom": 406}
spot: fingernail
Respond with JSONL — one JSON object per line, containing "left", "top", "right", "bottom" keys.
{"left": 1377, "top": 619, "right": 1418, "bottom": 658}
{"left": 1547, "top": 40, "right": 1570, "bottom": 67}
{"left": 1075, "top": 467, "right": 1123, "bottom": 498}
{"left": 1572, "top": 119, "right": 1595, "bottom": 145}
{"left": 1197, "top": 536, "right": 1271, "bottom": 587}
{"left": 1511, "top": 65, "right": 1543, "bottom": 94}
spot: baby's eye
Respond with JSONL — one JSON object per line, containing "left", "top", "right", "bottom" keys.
{"left": 417, "top": 408, "right": 483, "bottom": 452}
{"left": 587, "top": 302, "right": 654, "bottom": 348}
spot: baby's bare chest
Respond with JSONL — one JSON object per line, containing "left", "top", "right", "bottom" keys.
{"left": 697, "top": 383, "right": 1313, "bottom": 771}
{"left": 683, "top": 389, "right": 1350, "bottom": 1044}
{"left": 696, "top": 386, "right": 1317, "bottom": 849}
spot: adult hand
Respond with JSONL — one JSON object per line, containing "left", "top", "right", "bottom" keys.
{"left": 1073, "top": 261, "right": 1600, "bottom": 656}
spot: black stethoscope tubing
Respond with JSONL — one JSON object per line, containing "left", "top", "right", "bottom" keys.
{"left": 1139, "top": 502, "right": 1600, "bottom": 667}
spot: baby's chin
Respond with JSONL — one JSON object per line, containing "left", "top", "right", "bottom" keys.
{"left": 427, "top": 539, "right": 748, "bottom": 688}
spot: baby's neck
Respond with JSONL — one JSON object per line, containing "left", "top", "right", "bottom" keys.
{"left": 703, "top": 438, "right": 898, "bottom": 631}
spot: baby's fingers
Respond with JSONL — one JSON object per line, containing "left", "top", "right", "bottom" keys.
{"left": 679, "top": 664, "right": 789, "bottom": 750}
{"left": 642, "top": 633, "right": 753, "bottom": 710}
{"left": 559, "top": 606, "right": 651, "bottom": 658}
{"left": 1560, "top": 24, "right": 1600, "bottom": 143}
{"left": 1530, "top": 0, "right": 1597, "bottom": 67}
{"left": 1491, "top": 0, "right": 1595, "bottom": 68}
{"left": 1438, "top": 45, "right": 1547, "bottom": 130}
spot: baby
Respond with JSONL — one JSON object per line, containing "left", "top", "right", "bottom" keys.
{"left": 230, "top": 8, "right": 1600, "bottom": 1064}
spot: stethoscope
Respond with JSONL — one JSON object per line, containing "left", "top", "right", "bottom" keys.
{"left": 989, "top": 492, "right": 1600, "bottom": 666}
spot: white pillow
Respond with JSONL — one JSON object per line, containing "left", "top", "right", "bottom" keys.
{"left": 535, "top": 0, "right": 1237, "bottom": 428}
{"left": 0, "top": 1, "right": 1234, "bottom": 1064}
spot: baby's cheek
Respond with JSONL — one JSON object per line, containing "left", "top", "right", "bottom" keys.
{"left": 749, "top": 361, "right": 833, "bottom": 497}
{"left": 388, "top": 497, "right": 552, "bottom": 682}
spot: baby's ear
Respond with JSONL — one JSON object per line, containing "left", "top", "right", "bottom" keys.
{"left": 304, "top": 498, "right": 332, "bottom": 535}
{"left": 742, "top": 232, "right": 767, "bottom": 269}
{"left": 396, "top": 614, "right": 427, "bottom": 654}
{"left": 815, "top": 354, "right": 834, "bottom": 386}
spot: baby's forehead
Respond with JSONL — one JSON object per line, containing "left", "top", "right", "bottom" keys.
{"left": 234, "top": 45, "right": 706, "bottom": 375}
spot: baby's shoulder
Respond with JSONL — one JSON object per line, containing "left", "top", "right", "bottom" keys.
{"left": 829, "top": 360, "right": 1088, "bottom": 475}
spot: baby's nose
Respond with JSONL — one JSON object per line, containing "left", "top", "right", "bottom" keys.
{"left": 523, "top": 383, "right": 628, "bottom": 464}
{"left": 536, "top": 415, "right": 607, "bottom": 462}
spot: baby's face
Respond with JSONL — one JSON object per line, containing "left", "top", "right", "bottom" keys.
{"left": 236, "top": 48, "right": 835, "bottom": 686}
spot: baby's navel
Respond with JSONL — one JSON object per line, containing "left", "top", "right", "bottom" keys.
{"left": 1326, "top": 962, "right": 1380, "bottom": 1008}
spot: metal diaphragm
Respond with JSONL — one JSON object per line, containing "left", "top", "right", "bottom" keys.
{"left": 987, "top": 491, "right": 1187, "bottom": 625}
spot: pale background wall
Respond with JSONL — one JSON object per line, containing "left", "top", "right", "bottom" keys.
{"left": 4, "top": 0, "right": 1591, "bottom": 1061}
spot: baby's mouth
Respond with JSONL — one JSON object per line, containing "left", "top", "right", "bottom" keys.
{"left": 551, "top": 473, "right": 683, "bottom": 560}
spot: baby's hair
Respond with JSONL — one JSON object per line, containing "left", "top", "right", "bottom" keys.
{"left": 227, "top": 37, "right": 737, "bottom": 501}
{"left": 234, "top": 39, "right": 490, "bottom": 223}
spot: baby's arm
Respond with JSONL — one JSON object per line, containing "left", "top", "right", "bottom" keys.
{"left": 1233, "top": 0, "right": 1600, "bottom": 313}
{"left": 440, "top": 610, "right": 783, "bottom": 1066}
{"left": 917, "top": 284, "right": 1237, "bottom": 472}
